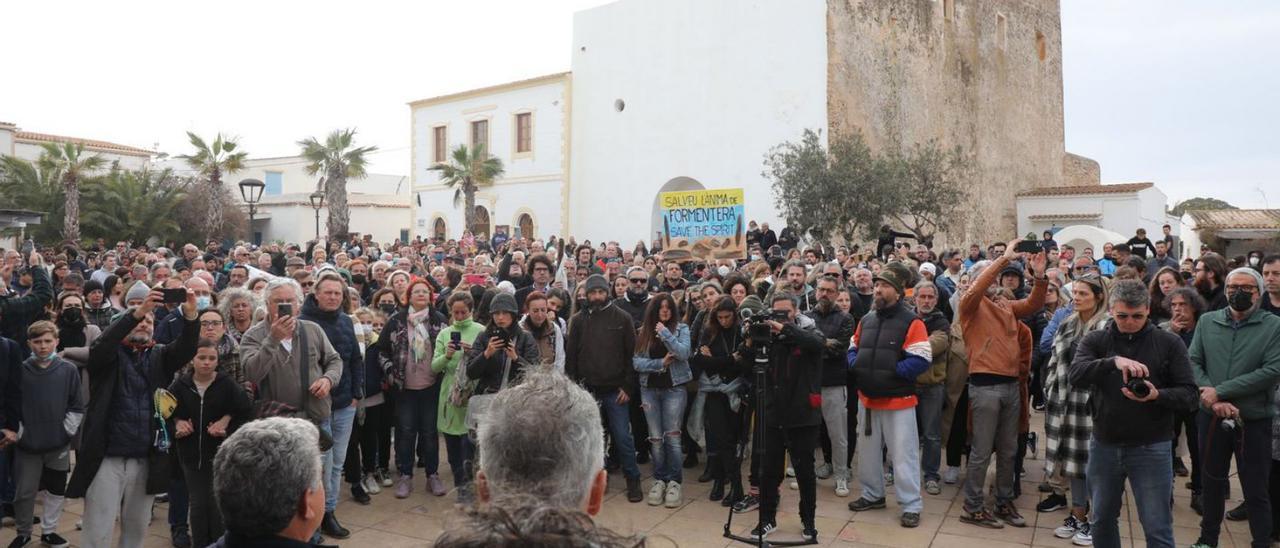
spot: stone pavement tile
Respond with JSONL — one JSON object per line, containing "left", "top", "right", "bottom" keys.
{"left": 931, "top": 532, "right": 1051, "bottom": 548}
{"left": 839, "top": 519, "right": 938, "bottom": 547}
{"left": 650, "top": 515, "right": 743, "bottom": 546}
{"left": 345, "top": 526, "right": 433, "bottom": 547}
{"left": 370, "top": 509, "right": 447, "bottom": 541}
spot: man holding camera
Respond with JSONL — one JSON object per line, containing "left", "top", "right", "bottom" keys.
{"left": 1187, "top": 267, "right": 1280, "bottom": 548}
{"left": 747, "top": 292, "right": 826, "bottom": 541}
{"left": 1067, "top": 280, "right": 1198, "bottom": 548}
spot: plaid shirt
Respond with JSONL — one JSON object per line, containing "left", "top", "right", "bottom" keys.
{"left": 1043, "top": 312, "right": 1110, "bottom": 478}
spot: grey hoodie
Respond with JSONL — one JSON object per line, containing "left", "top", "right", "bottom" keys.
{"left": 17, "top": 355, "right": 85, "bottom": 453}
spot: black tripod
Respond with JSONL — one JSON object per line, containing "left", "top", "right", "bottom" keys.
{"left": 722, "top": 338, "right": 818, "bottom": 547}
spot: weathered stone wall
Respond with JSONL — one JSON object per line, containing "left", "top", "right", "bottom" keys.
{"left": 827, "top": 0, "right": 1065, "bottom": 246}
{"left": 1062, "top": 152, "right": 1101, "bottom": 187}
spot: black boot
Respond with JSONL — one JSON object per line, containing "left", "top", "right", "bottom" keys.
{"left": 321, "top": 511, "right": 350, "bottom": 539}
{"left": 709, "top": 480, "right": 726, "bottom": 501}
{"left": 351, "top": 481, "right": 371, "bottom": 505}
{"left": 170, "top": 525, "right": 191, "bottom": 548}
{"left": 683, "top": 450, "right": 699, "bottom": 469}
{"left": 625, "top": 476, "right": 643, "bottom": 503}
{"left": 722, "top": 481, "right": 743, "bottom": 508}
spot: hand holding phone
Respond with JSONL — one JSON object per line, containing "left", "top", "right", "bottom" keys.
{"left": 162, "top": 288, "right": 188, "bottom": 304}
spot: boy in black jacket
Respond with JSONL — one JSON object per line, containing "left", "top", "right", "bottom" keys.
{"left": 7, "top": 321, "right": 84, "bottom": 548}
{"left": 1068, "top": 280, "right": 1198, "bottom": 548}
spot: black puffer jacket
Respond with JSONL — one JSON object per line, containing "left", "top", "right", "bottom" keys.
{"left": 805, "top": 305, "right": 856, "bottom": 387}
{"left": 465, "top": 324, "right": 539, "bottom": 394}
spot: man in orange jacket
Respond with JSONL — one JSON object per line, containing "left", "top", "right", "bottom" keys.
{"left": 956, "top": 239, "right": 1046, "bottom": 529}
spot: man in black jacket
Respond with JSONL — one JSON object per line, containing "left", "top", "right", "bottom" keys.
{"left": 614, "top": 267, "right": 652, "bottom": 328}
{"left": 749, "top": 292, "right": 826, "bottom": 542}
{"left": 1068, "top": 280, "right": 1198, "bottom": 548}
{"left": 0, "top": 251, "right": 53, "bottom": 358}
{"left": 804, "top": 276, "right": 856, "bottom": 497}
{"left": 69, "top": 287, "right": 199, "bottom": 548}
{"left": 565, "top": 274, "right": 643, "bottom": 503}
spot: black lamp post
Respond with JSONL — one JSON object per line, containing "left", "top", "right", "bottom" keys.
{"left": 237, "top": 178, "right": 265, "bottom": 244}
{"left": 309, "top": 191, "right": 325, "bottom": 240}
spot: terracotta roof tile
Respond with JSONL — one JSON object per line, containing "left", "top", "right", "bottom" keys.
{"left": 1187, "top": 209, "right": 1280, "bottom": 230}
{"left": 14, "top": 131, "right": 154, "bottom": 157}
{"left": 408, "top": 72, "right": 571, "bottom": 107}
{"left": 1016, "top": 182, "right": 1153, "bottom": 197}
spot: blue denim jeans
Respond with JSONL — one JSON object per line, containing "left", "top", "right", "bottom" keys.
{"left": 1087, "top": 438, "right": 1174, "bottom": 548}
{"left": 596, "top": 389, "right": 641, "bottom": 480}
{"left": 915, "top": 383, "right": 945, "bottom": 482}
{"left": 326, "top": 405, "right": 357, "bottom": 513}
{"left": 396, "top": 385, "right": 440, "bottom": 477}
{"left": 641, "top": 386, "right": 688, "bottom": 483}
{"left": 442, "top": 433, "right": 473, "bottom": 488}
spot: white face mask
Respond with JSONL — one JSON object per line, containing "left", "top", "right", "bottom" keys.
{"left": 1249, "top": 256, "right": 1260, "bottom": 266}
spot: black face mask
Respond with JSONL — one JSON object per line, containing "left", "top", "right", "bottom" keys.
{"left": 60, "top": 307, "right": 85, "bottom": 326}
{"left": 351, "top": 274, "right": 367, "bottom": 285}
{"left": 379, "top": 303, "right": 397, "bottom": 316}
{"left": 1229, "top": 290, "right": 1254, "bottom": 312}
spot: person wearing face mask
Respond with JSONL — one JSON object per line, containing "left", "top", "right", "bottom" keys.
{"left": 154, "top": 277, "right": 215, "bottom": 345}
{"left": 566, "top": 274, "right": 645, "bottom": 503}
{"left": 6, "top": 321, "right": 82, "bottom": 548}
{"left": 1187, "top": 268, "right": 1280, "bottom": 548}
{"left": 68, "top": 286, "right": 200, "bottom": 548}
{"left": 81, "top": 279, "right": 118, "bottom": 330}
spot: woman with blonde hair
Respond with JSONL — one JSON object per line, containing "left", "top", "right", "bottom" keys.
{"left": 1038, "top": 273, "right": 1110, "bottom": 544}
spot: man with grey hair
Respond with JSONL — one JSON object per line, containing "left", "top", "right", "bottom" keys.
{"left": 1068, "top": 279, "right": 1197, "bottom": 548}
{"left": 473, "top": 370, "right": 607, "bottom": 513}
{"left": 241, "top": 278, "right": 343, "bottom": 426}
{"left": 210, "top": 417, "right": 325, "bottom": 547}
{"left": 1187, "top": 267, "right": 1280, "bottom": 548}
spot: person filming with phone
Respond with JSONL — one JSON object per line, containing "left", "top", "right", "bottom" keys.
{"left": 1066, "top": 279, "right": 1198, "bottom": 548}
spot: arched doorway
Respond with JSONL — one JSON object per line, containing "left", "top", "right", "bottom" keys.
{"left": 651, "top": 176, "right": 706, "bottom": 245}
{"left": 472, "top": 206, "right": 491, "bottom": 240}
{"left": 517, "top": 213, "right": 535, "bottom": 240}
{"left": 432, "top": 217, "right": 447, "bottom": 241}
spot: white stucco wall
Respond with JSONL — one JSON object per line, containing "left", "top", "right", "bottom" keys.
{"left": 0, "top": 126, "right": 14, "bottom": 157}
{"left": 11, "top": 140, "right": 150, "bottom": 171}
{"left": 568, "top": 0, "right": 829, "bottom": 243}
{"left": 411, "top": 76, "right": 569, "bottom": 241}
{"left": 252, "top": 194, "right": 411, "bottom": 246}
{"left": 1017, "top": 186, "right": 1173, "bottom": 240}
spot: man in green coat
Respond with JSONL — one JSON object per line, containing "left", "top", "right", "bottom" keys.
{"left": 1188, "top": 267, "right": 1280, "bottom": 548}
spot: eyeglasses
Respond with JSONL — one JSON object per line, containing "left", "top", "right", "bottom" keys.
{"left": 1226, "top": 285, "right": 1258, "bottom": 294}
{"left": 1112, "top": 312, "right": 1147, "bottom": 321}
{"left": 629, "top": 278, "right": 647, "bottom": 284}
{"left": 301, "top": 281, "right": 314, "bottom": 288}
{"left": 199, "top": 320, "right": 224, "bottom": 327}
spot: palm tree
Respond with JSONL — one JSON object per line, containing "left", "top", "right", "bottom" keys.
{"left": 81, "top": 167, "right": 189, "bottom": 244}
{"left": 179, "top": 132, "right": 247, "bottom": 239}
{"left": 428, "top": 143, "right": 504, "bottom": 237}
{"left": 0, "top": 155, "right": 65, "bottom": 243}
{"left": 297, "top": 129, "right": 377, "bottom": 241}
{"left": 35, "top": 143, "right": 107, "bottom": 245}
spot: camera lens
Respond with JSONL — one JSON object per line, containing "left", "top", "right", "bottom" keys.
{"left": 1124, "top": 377, "right": 1150, "bottom": 398}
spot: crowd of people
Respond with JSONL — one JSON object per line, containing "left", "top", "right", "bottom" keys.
{"left": 0, "top": 219, "right": 1277, "bottom": 548}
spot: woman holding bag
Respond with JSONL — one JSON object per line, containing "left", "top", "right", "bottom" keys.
{"left": 432, "top": 292, "right": 485, "bottom": 501}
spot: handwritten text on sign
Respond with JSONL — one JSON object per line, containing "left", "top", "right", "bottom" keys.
{"left": 659, "top": 188, "right": 746, "bottom": 260}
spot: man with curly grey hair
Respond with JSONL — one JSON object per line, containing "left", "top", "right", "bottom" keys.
{"left": 209, "top": 417, "right": 325, "bottom": 547}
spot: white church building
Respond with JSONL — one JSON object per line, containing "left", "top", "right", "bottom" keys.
{"left": 409, "top": 0, "right": 827, "bottom": 243}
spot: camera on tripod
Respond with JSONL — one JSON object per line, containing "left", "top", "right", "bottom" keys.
{"left": 741, "top": 308, "right": 789, "bottom": 345}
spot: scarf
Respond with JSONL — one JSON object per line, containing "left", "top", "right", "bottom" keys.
{"left": 407, "top": 307, "right": 432, "bottom": 366}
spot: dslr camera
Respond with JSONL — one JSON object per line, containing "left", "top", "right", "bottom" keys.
{"left": 1124, "top": 376, "right": 1151, "bottom": 398}
{"left": 741, "top": 308, "right": 789, "bottom": 346}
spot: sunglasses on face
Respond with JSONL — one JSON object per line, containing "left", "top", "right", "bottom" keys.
{"left": 1112, "top": 312, "right": 1147, "bottom": 321}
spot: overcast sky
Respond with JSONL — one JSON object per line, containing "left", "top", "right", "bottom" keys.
{"left": 1, "top": 0, "right": 1275, "bottom": 209}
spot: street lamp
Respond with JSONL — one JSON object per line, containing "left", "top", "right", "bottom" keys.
{"left": 237, "top": 178, "right": 265, "bottom": 244}
{"left": 309, "top": 191, "right": 325, "bottom": 241}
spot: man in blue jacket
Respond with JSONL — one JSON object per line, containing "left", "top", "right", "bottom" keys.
{"left": 299, "top": 271, "right": 364, "bottom": 541}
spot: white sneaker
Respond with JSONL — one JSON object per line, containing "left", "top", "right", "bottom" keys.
{"left": 647, "top": 480, "right": 666, "bottom": 506}
{"left": 1071, "top": 522, "right": 1093, "bottom": 546}
{"left": 835, "top": 478, "right": 850, "bottom": 497}
{"left": 362, "top": 473, "right": 381, "bottom": 495}
{"left": 786, "top": 466, "right": 795, "bottom": 478}
{"left": 664, "top": 482, "right": 683, "bottom": 508}
{"left": 815, "top": 462, "right": 833, "bottom": 479}
{"left": 789, "top": 480, "right": 798, "bottom": 490}
{"left": 1054, "top": 514, "right": 1085, "bottom": 539}
{"left": 943, "top": 466, "right": 959, "bottom": 484}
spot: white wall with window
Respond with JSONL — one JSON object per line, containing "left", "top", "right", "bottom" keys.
{"left": 409, "top": 73, "right": 569, "bottom": 242}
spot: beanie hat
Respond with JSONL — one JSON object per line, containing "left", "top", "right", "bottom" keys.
{"left": 918, "top": 262, "right": 937, "bottom": 276}
{"left": 125, "top": 281, "right": 152, "bottom": 304}
{"left": 873, "top": 262, "right": 912, "bottom": 296}
{"left": 83, "top": 279, "right": 104, "bottom": 296}
{"left": 584, "top": 274, "right": 610, "bottom": 294}
{"left": 1227, "top": 267, "right": 1264, "bottom": 293}
{"left": 738, "top": 295, "right": 766, "bottom": 316}
{"left": 490, "top": 292, "right": 518, "bottom": 316}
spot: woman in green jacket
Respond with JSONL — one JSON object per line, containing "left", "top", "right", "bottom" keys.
{"left": 431, "top": 291, "right": 486, "bottom": 499}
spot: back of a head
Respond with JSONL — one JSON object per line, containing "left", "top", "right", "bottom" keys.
{"left": 478, "top": 371, "right": 604, "bottom": 510}
{"left": 214, "top": 417, "right": 322, "bottom": 539}
{"left": 434, "top": 502, "right": 644, "bottom": 548}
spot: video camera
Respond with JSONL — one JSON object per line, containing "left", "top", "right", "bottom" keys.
{"left": 740, "top": 308, "right": 789, "bottom": 346}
